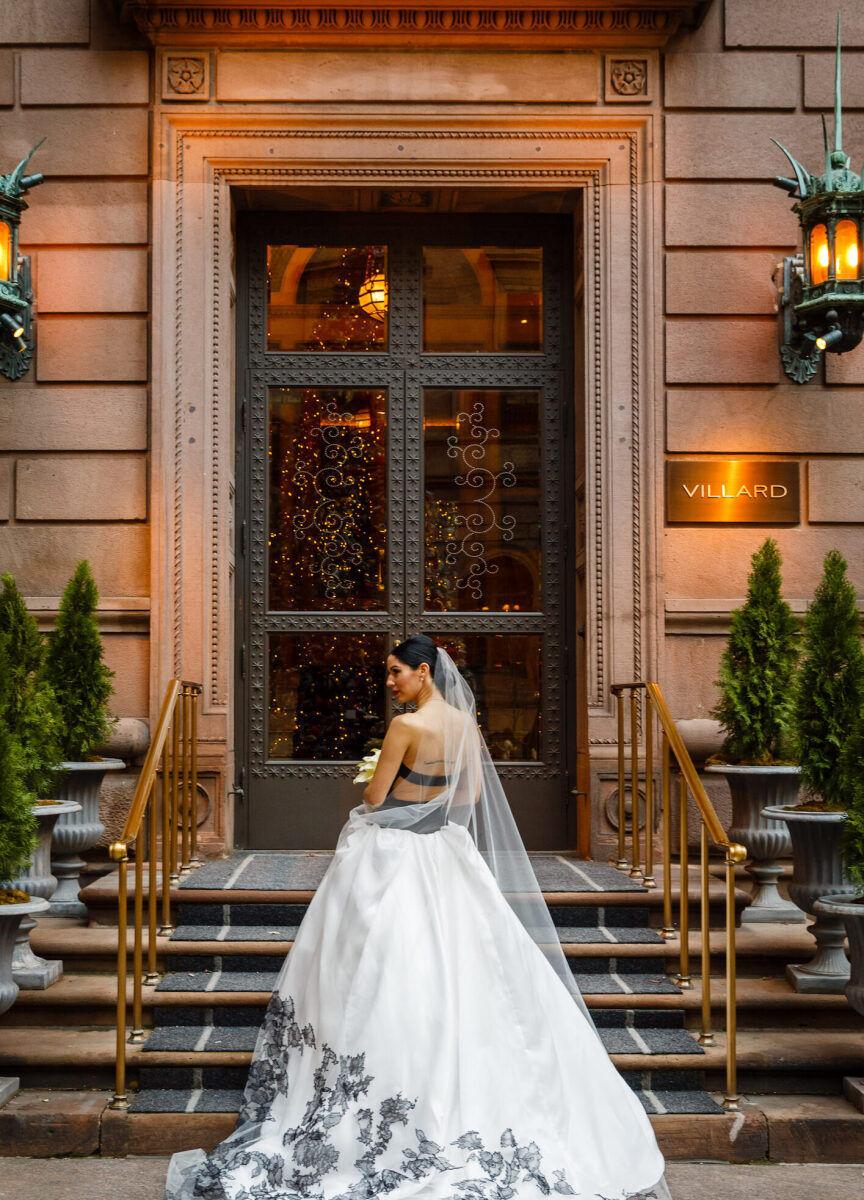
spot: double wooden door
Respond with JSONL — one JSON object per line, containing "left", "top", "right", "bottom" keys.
{"left": 235, "top": 212, "right": 578, "bottom": 849}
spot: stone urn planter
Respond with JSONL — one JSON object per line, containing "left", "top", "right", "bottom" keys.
{"left": 11, "top": 800, "right": 81, "bottom": 988}
{"left": 762, "top": 807, "right": 855, "bottom": 992}
{"left": 813, "top": 894, "right": 864, "bottom": 1018}
{"left": 50, "top": 759, "right": 124, "bottom": 917}
{"left": 0, "top": 895, "right": 50, "bottom": 1108}
{"left": 706, "top": 765, "right": 805, "bottom": 924}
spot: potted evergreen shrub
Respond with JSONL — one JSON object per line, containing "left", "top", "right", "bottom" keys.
{"left": 705, "top": 538, "right": 803, "bottom": 923}
{"left": 764, "top": 550, "right": 864, "bottom": 993}
{"left": 814, "top": 718, "right": 864, "bottom": 1019}
{"left": 0, "top": 575, "right": 80, "bottom": 987}
{"left": 0, "top": 631, "right": 49, "bottom": 1026}
{"left": 42, "top": 562, "right": 124, "bottom": 917}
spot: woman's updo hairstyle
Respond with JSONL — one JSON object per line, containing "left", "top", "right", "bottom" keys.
{"left": 391, "top": 634, "right": 438, "bottom": 675}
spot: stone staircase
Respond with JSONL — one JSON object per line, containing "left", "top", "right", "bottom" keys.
{"left": 2, "top": 850, "right": 864, "bottom": 1159}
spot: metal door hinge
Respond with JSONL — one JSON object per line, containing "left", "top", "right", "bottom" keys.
{"left": 239, "top": 643, "right": 246, "bottom": 679}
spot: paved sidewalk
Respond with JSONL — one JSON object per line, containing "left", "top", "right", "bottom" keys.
{"left": 0, "top": 1158, "right": 863, "bottom": 1199}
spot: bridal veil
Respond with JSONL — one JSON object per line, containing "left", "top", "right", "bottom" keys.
{"left": 365, "top": 645, "right": 597, "bottom": 1034}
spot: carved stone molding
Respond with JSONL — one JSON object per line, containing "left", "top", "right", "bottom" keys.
{"left": 148, "top": 114, "right": 657, "bottom": 847}
{"left": 124, "top": 1, "right": 711, "bottom": 48}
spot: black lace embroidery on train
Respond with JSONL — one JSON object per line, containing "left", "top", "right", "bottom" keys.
{"left": 165, "top": 994, "right": 655, "bottom": 1200}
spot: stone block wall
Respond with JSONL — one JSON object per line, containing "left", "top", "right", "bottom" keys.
{"left": 661, "top": 0, "right": 864, "bottom": 723}
{"left": 0, "top": 3, "right": 151, "bottom": 757}
{"left": 2, "top": 0, "right": 864, "bottom": 850}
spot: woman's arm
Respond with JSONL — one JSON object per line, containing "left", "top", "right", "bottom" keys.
{"left": 363, "top": 716, "right": 413, "bottom": 808}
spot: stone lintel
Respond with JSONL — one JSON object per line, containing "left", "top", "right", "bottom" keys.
{"left": 122, "top": 1, "right": 711, "bottom": 50}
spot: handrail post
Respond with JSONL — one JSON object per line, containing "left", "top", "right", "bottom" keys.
{"left": 146, "top": 783, "right": 158, "bottom": 984}
{"left": 159, "top": 738, "right": 174, "bottom": 935}
{"left": 642, "top": 699, "right": 655, "bottom": 888}
{"left": 615, "top": 690, "right": 627, "bottom": 869}
{"left": 112, "top": 678, "right": 204, "bottom": 1109}
{"left": 613, "top": 679, "right": 743, "bottom": 1121}
{"left": 629, "top": 688, "right": 641, "bottom": 879}
{"left": 170, "top": 711, "right": 180, "bottom": 882}
{"left": 698, "top": 821, "right": 715, "bottom": 1045}
{"left": 661, "top": 731, "right": 675, "bottom": 938}
{"left": 676, "top": 773, "right": 692, "bottom": 988}
{"left": 109, "top": 843, "right": 129, "bottom": 1109}
{"left": 130, "top": 835, "right": 145, "bottom": 1042}
{"left": 723, "top": 846, "right": 745, "bottom": 1111}
{"left": 180, "top": 687, "right": 191, "bottom": 873}
{"left": 190, "top": 686, "right": 201, "bottom": 865}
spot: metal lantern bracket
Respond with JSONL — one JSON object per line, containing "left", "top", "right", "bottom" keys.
{"left": 774, "top": 254, "right": 822, "bottom": 385}
{"left": 0, "top": 140, "right": 45, "bottom": 382}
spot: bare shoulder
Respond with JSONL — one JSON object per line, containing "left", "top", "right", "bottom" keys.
{"left": 388, "top": 713, "right": 415, "bottom": 733}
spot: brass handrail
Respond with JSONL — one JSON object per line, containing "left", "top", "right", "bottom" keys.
{"left": 108, "top": 679, "right": 203, "bottom": 1110}
{"left": 611, "top": 680, "right": 746, "bottom": 1111}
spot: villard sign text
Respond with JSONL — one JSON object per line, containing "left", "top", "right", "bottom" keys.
{"left": 666, "top": 461, "right": 800, "bottom": 524}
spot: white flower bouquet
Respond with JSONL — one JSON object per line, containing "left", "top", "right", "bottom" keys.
{"left": 352, "top": 748, "right": 381, "bottom": 785}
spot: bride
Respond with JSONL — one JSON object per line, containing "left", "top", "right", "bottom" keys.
{"left": 164, "top": 636, "right": 670, "bottom": 1200}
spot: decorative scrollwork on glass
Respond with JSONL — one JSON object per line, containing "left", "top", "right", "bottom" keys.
{"left": 445, "top": 402, "right": 517, "bottom": 601}
{"left": 292, "top": 398, "right": 368, "bottom": 600}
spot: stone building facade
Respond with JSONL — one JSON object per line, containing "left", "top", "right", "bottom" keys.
{"left": 1, "top": 0, "right": 862, "bottom": 858}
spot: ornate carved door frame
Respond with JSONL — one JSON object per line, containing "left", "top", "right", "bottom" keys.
{"left": 149, "top": 111, "right": 661, "bottom": 853}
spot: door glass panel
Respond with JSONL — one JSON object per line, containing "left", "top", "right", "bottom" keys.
{"left": 424, "top": 389, "right": 541, "bottom": 612}
{"left": 423, "top": 246, "right": 542, "bottom": 352}
{"left": 438, "top": 634, "right": 542, "bottom": 761}
{"left": 268, "top": 632, "right": 387, "bottom": 760}
{"left": 269, "top": 387, "right": 388, "bottom": 611}
{"left": 267, "top": 245, "right": 388, "bottom": 351}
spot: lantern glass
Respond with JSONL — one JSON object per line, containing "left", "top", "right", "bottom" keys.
{"left": 834, "top": 219, "right": 860, "bottom": 279}
{"left": 809, "top": 223, "right": 830, "bottom": 285}
{"left": 0, "top": 221, "right": 11, "bottom": 283}
{"left": 358, "top": 272, "right": 388, "bottom": 322}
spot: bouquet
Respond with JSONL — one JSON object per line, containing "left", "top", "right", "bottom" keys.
{"left": 352, "top": 748, "right": 381, "bottom": 785}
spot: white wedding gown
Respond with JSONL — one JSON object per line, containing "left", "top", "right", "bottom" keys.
{"left": 164, "top": 805, "right": 670, "bottom": 1200}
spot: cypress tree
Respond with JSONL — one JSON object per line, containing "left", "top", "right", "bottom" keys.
{"left": 0, "top": 633, "right": 36, "bottom": 892}
{"left": 43, "top": 561, "right": 115, "bottom": 762}
{"left": 793, "top": 550, "right": 864, "bottom": 810}
{"left": 0, "top": 574, "right": 63, "bottom": 801}
{"left": 711, "top": 538, "right": 799, "bottom": 764}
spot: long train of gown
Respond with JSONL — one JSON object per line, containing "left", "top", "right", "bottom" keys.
{"left": 164, "top": 808, "right": 671, "bottom": 1200}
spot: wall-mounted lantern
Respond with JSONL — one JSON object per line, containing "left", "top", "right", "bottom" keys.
{"left": 773, "top": 17, "right": 864, "bottom": 384}
{"left": 0, "top": 141, "right": 44, "bottom": 381}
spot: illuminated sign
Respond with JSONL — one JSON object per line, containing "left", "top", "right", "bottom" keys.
{"left": 666, "top": 461, "right": 800, "bottom": 524}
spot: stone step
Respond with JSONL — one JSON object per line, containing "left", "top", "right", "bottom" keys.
{"left": 139, "top": 1021, "right": 705, "bottom": 1059}
{"left": 29, "top": 913, "right": 817, "bottom": 975}
{"left": 78, "top": 862, "right": 749, "bottom": 927}
{"left": 125, "top": 1083, "right": 723, "bottom": 1116}
{"left": 7, "top": 973, "right": 858, "bottom": 1029}
{"left": 2, "top": 1027, "right": 861, "bottom": 1093}
{"left": 14, "top": 1089, "right": 864, "bottom": 1164}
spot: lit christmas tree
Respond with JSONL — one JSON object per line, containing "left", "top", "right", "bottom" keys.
{"left": 267, "top": 246, "right": 389, "bottom": 759}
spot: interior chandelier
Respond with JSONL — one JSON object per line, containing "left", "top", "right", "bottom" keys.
{"left": 358, "top": 251, "right": 388, "bottom": 322}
